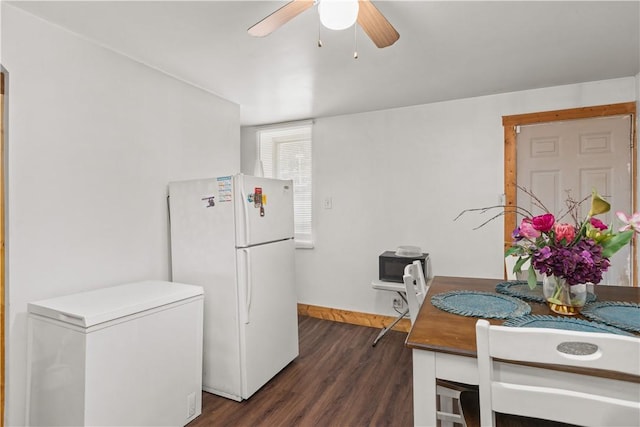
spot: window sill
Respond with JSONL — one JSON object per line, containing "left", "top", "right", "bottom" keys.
{"left": 295, "top": 240, "right": 314, "bottom": 249}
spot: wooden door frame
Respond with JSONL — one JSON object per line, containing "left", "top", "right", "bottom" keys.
{"left": 503, "top": 102, "right": 638, "bottom": 286}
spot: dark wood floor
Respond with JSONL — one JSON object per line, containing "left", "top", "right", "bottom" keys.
{"left": 187, "top": 315, "right": 413, "bottom": 427}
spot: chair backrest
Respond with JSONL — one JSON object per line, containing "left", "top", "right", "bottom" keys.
{"left": 475, "top": 319, "right": 640, "bottom": 427}
{"left": 403, "top": 260, "right": 429, "bottom": 324}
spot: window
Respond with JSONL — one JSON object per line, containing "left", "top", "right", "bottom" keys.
{"left": 258, "top": 122, "right": 313, "bottom": 247}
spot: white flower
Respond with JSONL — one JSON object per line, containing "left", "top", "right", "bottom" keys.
{"left": 616, "top": 211, "right": 640, "bottom": 233}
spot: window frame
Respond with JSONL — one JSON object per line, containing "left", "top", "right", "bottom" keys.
{"left": 258, "top": 121, "right": 313, "bottom": 248}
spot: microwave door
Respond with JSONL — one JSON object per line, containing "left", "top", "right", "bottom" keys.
{"left": 379, "top": 252, "right": 429, "bottom": 283}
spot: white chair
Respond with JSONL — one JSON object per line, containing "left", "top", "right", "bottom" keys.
{"left": 404, "top": 261, "right": 470, "bottom": 427}
{"left": 474, "top": 319, "right": 640, "bottom": 427}
{"left": 403, "top": 260, "right": 428, "bottom": 324}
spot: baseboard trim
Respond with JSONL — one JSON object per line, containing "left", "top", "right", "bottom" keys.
{"left": 297, "top": 303, "right": 411, "bottom": 333}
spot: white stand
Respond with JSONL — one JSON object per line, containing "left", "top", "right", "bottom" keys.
{"left": 371, "top": 279, "right": 408, "bottom": 346}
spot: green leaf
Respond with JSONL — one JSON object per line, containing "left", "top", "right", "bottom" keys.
{"left": 514, "top": 256, "right": 529, "bottom": 272}
{"left": 601, "top": 230, "right": 634, "bottom": 258}
{"left": 505, "top": 247, "right": 520, "bottom": 257}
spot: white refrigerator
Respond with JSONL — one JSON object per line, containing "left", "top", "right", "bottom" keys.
{"left": 169, "top": 174, "right": 299, "bottom": 401}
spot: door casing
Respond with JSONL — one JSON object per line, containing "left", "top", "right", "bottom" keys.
{"left": 503, "top": 102, "right": 638, "bottom": 285}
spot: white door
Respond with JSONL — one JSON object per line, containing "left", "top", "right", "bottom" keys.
{"left": 234, "top": 175, "right": 295, "bottom": 247}
{"left": 517, "top": 115, "right": 633, "bottom": 285}
{"left": 236, "top": 239, "right": 298, "bottom": 398}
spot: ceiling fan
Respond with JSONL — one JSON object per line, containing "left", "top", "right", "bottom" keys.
{"left": 247, "top": 0, "right": 399, "bottom": 48}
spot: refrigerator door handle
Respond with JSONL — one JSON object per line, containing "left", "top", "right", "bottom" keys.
{"left": 240, "top": 248, "right": 252, "bottom": 324}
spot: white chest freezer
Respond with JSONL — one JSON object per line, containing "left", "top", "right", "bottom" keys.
{"left": 26, "top": 280, "right": 204, "bottom": 427}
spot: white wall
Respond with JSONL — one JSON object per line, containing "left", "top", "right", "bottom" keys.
{"left": 0, "top": 0, "right": 3, "bottom": 63}
{"left": 2, "top": 5, "right": 240, "bottom": 425}
{"left": 242, "top": 77, "right": 638, "bottom": 317}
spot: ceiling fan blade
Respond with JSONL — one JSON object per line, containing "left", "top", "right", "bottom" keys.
{"left": 248, "top": 0, "right": 315, "bottom": 37}
{"left": 357, "top": 0, "right": 399, "bottom": 48}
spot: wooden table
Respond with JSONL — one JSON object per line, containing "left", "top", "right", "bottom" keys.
{"left": 405, "top": 276, "right": 640, "bottom": 427}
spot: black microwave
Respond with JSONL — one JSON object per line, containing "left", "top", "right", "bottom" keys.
{"left": 379, "top": 251, "right": 429, "bottom": 283}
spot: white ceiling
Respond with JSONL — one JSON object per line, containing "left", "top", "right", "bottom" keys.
{"left": 8, "top": 1, "right": 640, "bottom": 126}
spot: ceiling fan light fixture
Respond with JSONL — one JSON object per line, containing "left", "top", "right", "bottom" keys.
{"left": 318, "top": 0, "right": 359, "bottom": 31}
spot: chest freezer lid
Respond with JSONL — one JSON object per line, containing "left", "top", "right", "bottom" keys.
{"left": 27, "top": 280, "right": 203, "bottom": 328}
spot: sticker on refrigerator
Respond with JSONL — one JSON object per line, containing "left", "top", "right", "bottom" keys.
{"left": 253, "top": 187, "right": 265, "bottom": 217}
{"left": 217, "top": 176, "right": 232, "bottom": 202}
{"left": 201, "top": 196, "right": 215, "bottom": 207}
{"left": 254, "top": 188, "right": 262, "bottom": 207}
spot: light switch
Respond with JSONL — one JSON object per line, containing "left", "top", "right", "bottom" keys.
{"left": 323, "top": 197, "right": 333, "bottom": 209}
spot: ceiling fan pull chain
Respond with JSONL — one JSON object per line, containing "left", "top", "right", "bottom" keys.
{"left": 318, "top": 19, "right": 323, "bottom": 47}
{"left": 353, "top": 24, "right": 358, "bottom": 59}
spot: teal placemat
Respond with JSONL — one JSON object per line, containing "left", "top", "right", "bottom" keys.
{"left": 503, "top": 315, "right": 633, "bottom": 336}
{"left": 495, "top": 281, "right": 544, "bottom": 302}
{"left": 431, "top": 290, "right": 531, "bottom": 319}
{"left": 581, "top": 301, "right": 640, "bottom": 333}
{"left": 495, "top": 281, "right": 597, "bottom": 304}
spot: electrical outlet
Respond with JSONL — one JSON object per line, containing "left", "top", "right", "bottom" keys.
{"left": 392, "top": 298, "right": 403, "bottom": 310}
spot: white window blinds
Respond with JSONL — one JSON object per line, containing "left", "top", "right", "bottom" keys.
{"left": 259, "top": 123, "right": 313, "bottom": 247}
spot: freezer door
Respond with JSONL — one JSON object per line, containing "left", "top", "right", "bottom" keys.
{"left": 234, "top": 175, "right": 294, "bottom": 247}
{"left": 236, "top": 239, "right": 298, "bottom": 398}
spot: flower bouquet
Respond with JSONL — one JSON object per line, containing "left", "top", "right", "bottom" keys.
{"left": 456, "top": 187, "right": 639, "bottom": 314}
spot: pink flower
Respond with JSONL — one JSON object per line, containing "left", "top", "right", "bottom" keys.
{"left": 532, "top": 214, "right": 555, "bottom": 232}
{"left": 589, "top": 217, "right": 608, "bottom": 231}
{"left": 554, "top": 223, "right": 576, "bottom": 243}
{"left": 616, "top": 211, "right": 640, "bottom": 233}
{"left": 519, "top": 219, "right": 541, "bottom": 239}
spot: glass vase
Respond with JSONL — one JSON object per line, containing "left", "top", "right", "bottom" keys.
{"left": 542, "top": 274, "right": 587, "bottom": 316}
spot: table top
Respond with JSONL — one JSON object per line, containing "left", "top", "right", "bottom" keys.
{"left": 406, "top": 276, "right": 640, "bottom": 357}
